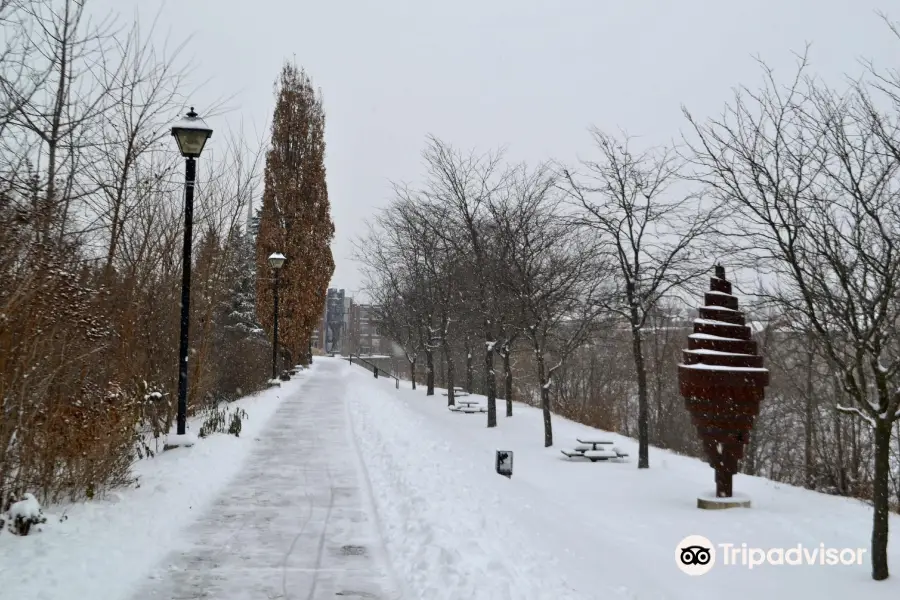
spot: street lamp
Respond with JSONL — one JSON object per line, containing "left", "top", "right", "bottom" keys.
{"left": 268, "top": 252, "right": 286, "bottom": 379}
{"left": 171, "top": 107, "right": 212, "bottom": 437}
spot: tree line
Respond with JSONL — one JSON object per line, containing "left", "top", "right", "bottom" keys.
{"left": 359, "top": 38, "right": 900, "bottom": 581}
{"left": 0, "top": 0, "right": 332, "bottom": 521}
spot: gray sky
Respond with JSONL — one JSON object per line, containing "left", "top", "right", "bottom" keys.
{"left": 95, "top": 0, "right": 898, "bottom": 298}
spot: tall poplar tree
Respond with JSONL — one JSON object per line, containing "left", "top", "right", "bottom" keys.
{"left": 256, "top": 62, "right": 335, "bottom": 365}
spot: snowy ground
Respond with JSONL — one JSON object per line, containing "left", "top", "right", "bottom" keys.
{"left": 345, "top": 360, "right": 900, "bottom": 600}
{"left": 0, "top": 367, "right": 315, "bottom": 600}
{"left": 4, "top": 357, "right": 900, "bottom": 600}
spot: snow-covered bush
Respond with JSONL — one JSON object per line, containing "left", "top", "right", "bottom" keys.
{"left": 4, "top": 493, "right": 47, "bottom": 536}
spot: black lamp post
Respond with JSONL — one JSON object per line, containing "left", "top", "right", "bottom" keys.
{"left": 171, "top": 107, "right": 212, "bottom": 436}
{"left": 268, "top": 252, "right": 286, "bottom": 379}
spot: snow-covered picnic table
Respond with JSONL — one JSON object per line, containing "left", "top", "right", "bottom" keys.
{"left": 448, "top": 399, "right": 486, "bottom": 413}
{"left": 560, "top": 438, "right": 629, "bottom": 461}
{"left": 442, "top": 387, "right": 470, "bottom": 397}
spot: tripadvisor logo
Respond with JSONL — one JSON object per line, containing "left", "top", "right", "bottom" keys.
{"left": 676, "top": 535, "right": 866, "bottom": 575}
{"left": 677, "top": 535, "right": 715, "bottom": 576}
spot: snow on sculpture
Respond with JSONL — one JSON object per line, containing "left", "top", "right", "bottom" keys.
{"left": 677, "top": 265, "right": 769, "bottom": 508}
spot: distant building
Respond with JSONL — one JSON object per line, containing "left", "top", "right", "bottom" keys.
{"left": 347, "top": 302, "right": 383, "bottom": 356}
{"left": 324, "top": 288, "right": 349, "bottom": 353}
{"left": 311, "top": 288, "right": 354, "bottom": 354}
{"left": 308, "top": 287, "right": 390, "bottom": 356}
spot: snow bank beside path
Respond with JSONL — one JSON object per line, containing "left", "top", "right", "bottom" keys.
{"left": 345, "top": 365, "right": 632, "bottom": 600}
{"left": 0, "top": 365, "right": 316, "bottom": 600}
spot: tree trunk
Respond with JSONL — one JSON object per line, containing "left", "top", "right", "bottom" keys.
{"left": 852, "top": 418, "right": 863, "bottom": 495}
{"left": 445, "top": 342, "right": 455, "bottom": 406}
{"left": 804, "top": 345, "right": 815, "bottom": 489}
{"left": 425, "top": 350, "right": 435, "bottom": 396}
{"left": 534, "top": 346, "right": 552, "bottom": 447}
{"left": 485, "top": 335, "right": 497, "bottom": 428}
{"left": 43, "top": 9, "right": 70, "bottom": 243}
{"left": 503, "top": 348, "right": 513, "bottom": 417}
{"left": 439, "top": 349, "right": 446, "bottom": 389}
{"left": 630, "top": 323, "right": 650, "bottom": 469}
{"left": 653, "top": 374, "right": 664, "bottom": 447}
{"left": 466, "top": 337, "right": 474, "bottom": 393}
{"left": 409, "top": 358, "right": 416, "bottom": 390}
{"left": 896, "top": 421, "right": 900, "bottom": 513}
{"left": 587, "top": 351, "right": 597, "bottom": 418}
{"left": 871, "top": 419, "right": 891, "bottom": 580}
{"left": 650, "top": 331, "right": 664, "bottom": 445}
{"left": 835, "top": 410, "right": 847, "bottom": 495}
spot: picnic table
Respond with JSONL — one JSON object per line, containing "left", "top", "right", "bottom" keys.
{"left": 442, "top": 387, "right": 470, "bottom": 397}
{"left": 448, "top": 399, "right": 486, "bottom": 414}
{"left": 560, "top": 438, "right": 629, "bottom": 462}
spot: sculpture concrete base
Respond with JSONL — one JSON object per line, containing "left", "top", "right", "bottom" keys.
{"left": 697, "top": 492, "right": 750, "bottom": 510}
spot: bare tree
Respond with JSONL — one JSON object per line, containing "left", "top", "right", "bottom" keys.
{"left": 372, "top": 293, "right": 420, "bottom": 388}
{"left": 419, "top": 136, "right": 509, "bottom": 427}
{"left": 488, "top": 185, "right": 530, "bottom": 418}
{"left": 357, "top": 196, "right": 437, "bottom": 392}
{"left": 560, "top": 128, "right": 714, "bottom": 468}
{"left": 497, "top": 163, "right": 610, "bottom": 445}
{"left": 9, "top": 0, "right": 121, "bottom": 243}
{"left": 0, "top": 1, "right": 46, "bottom": 141}
{"left": 82, "top": 14, "right": 192, "bottom": 272}
{"left": 395, "top": 196, "right": 467, "bottom": 405}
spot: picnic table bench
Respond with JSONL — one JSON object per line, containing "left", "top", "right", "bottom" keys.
{"left": 560, "top": 438, "right": 629, "bottom": 461}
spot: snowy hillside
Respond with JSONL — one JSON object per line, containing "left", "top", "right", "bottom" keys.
{"left": 345, "top": 362, "right": 900, "bottom": 600}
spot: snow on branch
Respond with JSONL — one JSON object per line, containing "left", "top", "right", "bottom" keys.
{"left": 835, "top": 404, "right": 876, "bottom": 428}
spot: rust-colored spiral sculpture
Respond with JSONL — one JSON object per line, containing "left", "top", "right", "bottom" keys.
{"left": 677, "top": 265, "right": 769, "bottom": 498}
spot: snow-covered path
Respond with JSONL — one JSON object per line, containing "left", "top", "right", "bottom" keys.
{"left": 130, "top": 360, "right": 398, "bottom": 599}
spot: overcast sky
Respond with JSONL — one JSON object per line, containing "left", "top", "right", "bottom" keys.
{"left": 94, "top": 0, "right": 898, "bottom": 298}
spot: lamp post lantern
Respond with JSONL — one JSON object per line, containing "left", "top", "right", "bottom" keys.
{"left": 171, "top": 107, "right": 212, "bottom": 436}
{"left": 268, "top": 252, "right": 286, "bottom": 379}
